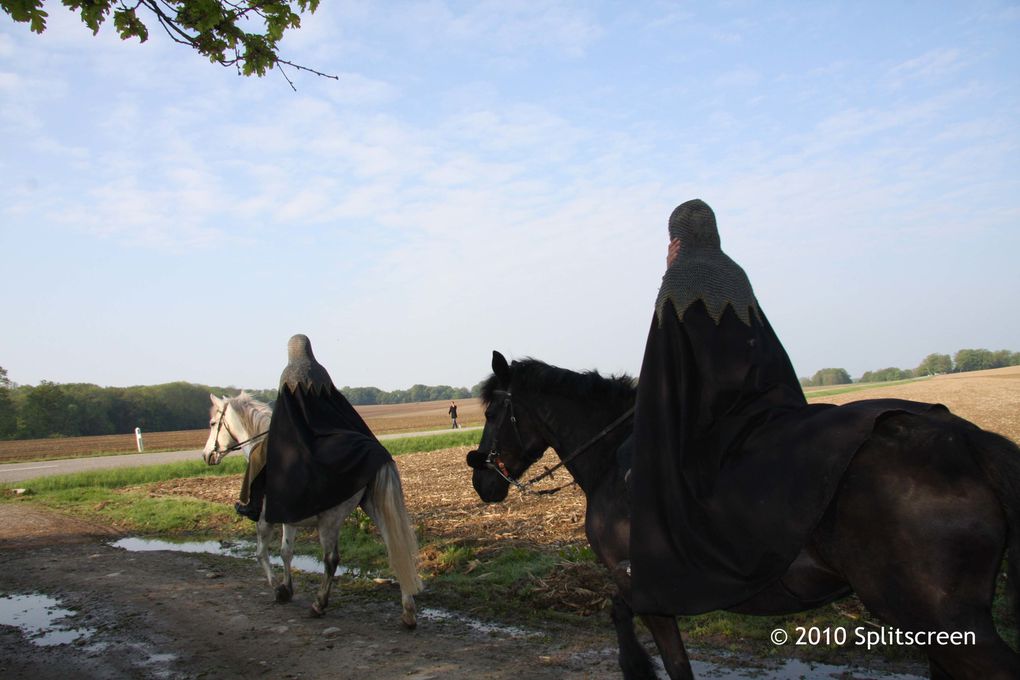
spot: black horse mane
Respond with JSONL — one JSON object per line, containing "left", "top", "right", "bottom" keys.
{"left": 481, "top": 358, "right": 636, "bottom": 409}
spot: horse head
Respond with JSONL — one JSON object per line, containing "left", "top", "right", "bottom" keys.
{"left": 466, "top": 351, "right": 550, "bottom": 502}
{"left": 203, "top": 393, "right": 240, "bottom": 465}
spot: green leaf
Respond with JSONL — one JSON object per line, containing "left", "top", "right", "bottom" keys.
{"left": 61, "top": 0, "right": 114, "bottom": 34}
{"left": 3, "top": 0, "right": 330, "bottom": 81}
{"left": 0, "top": 0, "right": 50, "bottom": 33}
{"left": 113, "top": 7, "right": 148, "bottom": 43}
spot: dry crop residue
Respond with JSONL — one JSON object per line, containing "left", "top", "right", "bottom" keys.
{"left": 145, "top": 447, "right": 588, "bottom": 550}
{"left": 142, "top": 446, "right": 610, "bottom": 614}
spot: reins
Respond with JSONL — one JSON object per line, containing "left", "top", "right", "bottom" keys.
{"left": 221, "top": 430, "right": 270, "bottom": 454}
{"left": 486, "top": 390, "right": 634, "bottom": 496}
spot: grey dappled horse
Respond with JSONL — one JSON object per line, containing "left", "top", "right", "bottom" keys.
{"left": 203, "top": 393, "right": 422, "bottom": 627}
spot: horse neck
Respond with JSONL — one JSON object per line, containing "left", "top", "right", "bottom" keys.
{"left": 228, "top": 398, "right": 271, "bottom": 442}
{"left": 530, "top": 391, "right": 631, "bottom": 495}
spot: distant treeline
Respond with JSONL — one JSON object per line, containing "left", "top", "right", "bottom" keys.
{"left": 0, "top": 366, "right": 481, "bottom": 440}
{"left": 339, "top": 384, "right": 476, "bottom": 405}
{"left": 800, "top": 348, "right": 1020, "bottom": 387}
{"left": 4, "top": 347, "right": 1016, "bottom": 439}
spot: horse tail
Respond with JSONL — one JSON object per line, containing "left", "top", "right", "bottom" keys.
{"left": 367, "top": 461, "right": 423, "bottom": 595}
{"left": 968, "top": 425, "right": 1020, "bottom": 639}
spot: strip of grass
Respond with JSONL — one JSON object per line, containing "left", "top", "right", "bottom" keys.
{"left": 383, "top": 429, "right": 480, "bottom": 456}
{"left": 804, "top": 377, "right": 928, "bottom": 399}
{"left": 4, "top": 456, "right": 248, "bottom": 493}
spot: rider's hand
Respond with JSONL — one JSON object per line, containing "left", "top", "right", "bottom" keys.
{"left": 667, "top": 238, "right": 681, "bottom": 267}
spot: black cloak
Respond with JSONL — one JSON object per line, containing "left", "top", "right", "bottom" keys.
{"left": 629, "top": 201, "right": 937, "bottom": 615}
{"left": 263, "top": 335, "right": 392, "bottom": 525}
{"left": 630, "top": 299, "right": 939, "bottom": 615}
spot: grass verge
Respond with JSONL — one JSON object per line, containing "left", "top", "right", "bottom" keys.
{"left": 803, "top": 377, "right": 928, "bottom": 399}
{"left": 382, "top": 429, "right": 480, "bottom": 455}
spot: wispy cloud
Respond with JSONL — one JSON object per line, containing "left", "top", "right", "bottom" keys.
{"left": 714, "top": 67, "right": 761, "bottom": 89}
{"left": 884, "top": 48, "right": 965, "bottom": 89}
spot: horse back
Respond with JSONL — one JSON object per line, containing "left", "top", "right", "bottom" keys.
{"left": 810, "top": 409, "right": 1010, "bottom": 625}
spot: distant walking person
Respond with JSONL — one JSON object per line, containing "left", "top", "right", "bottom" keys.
{"left": 448, "top": 401, "right": 459, "bottom": 429}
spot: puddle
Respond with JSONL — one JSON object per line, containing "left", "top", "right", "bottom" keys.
{"left": 418, "top": 607, "right": 541, "bottom": 639}
{"left": 109, "top": 536, "right": 353, "bottom": 575}
{"left": 0, "top": 593, "right": 95, "bottom": 647}
{"left": 688, "top": 651, "right": 924, "bottom": 680}
{"left": 567, "top": 646, "right": 924, "bottom": 680}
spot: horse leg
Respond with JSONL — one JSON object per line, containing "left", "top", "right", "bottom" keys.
{"left": 363, "top": 463, "right": 422, "bottom": 629}
{"left": 609, "top": 561, "right": 693, "bottom": 680}
{"left": 254, "top": 517, "right": 276, "bottom": 588}
{"left": 311, "top": 500, "right": 359, "bottom": 618}
{"left": 311, "top": 521, "right": 340, "bottom": 618}
{"left": 640, "top": 614, "right": 693, "bottom": 680}
{"left": 275, "top": 523, "right": 297, "bottom": 603}
{"left": 607, "top": 594, "right": 657, "bottom": 680}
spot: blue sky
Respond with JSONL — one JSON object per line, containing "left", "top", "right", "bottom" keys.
{"left": 2, "top": 1, "right": 1018, "bottom": 391}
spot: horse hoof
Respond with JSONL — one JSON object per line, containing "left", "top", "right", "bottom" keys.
{"left": 401, "top": 613, "right": 417, "bottom": 630}
{"left": 310, "top": 603, "right": 325, "bottom": 618}
{"left": 275, "top": 585, "right": 293, "bottom": 603}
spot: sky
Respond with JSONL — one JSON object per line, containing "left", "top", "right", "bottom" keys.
{"left": 1, "top": 1, "right": 1018, "bottom": 392}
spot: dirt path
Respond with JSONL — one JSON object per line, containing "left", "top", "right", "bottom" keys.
{"left": 0, "top": 505, "right": 930, "bottom": 680}
{"left": 0, "top": 504, "right": 628, "bottom": 680}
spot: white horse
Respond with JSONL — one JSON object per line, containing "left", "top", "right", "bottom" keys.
{"left": 202, "top": 393, "right": 422, "bottom": 628}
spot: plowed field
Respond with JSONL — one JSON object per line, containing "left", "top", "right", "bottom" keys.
{"left": 0, "top": 398, "right": 484, "bottom": 463}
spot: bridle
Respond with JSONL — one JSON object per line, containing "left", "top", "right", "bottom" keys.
{"left": 208, "top": 403, "right": 269, "bottom": 463}
{"left": 483, "top": 390, "right": 543, "bottom": 491}
{"left": 483, "top": 389, "right": 634, "bottom": 495}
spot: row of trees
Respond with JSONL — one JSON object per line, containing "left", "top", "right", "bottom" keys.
{"left": 4, "top": 346, "right": 1016, "bottom": 439}
{"left": 0, "top": 367, "right": 480, "bottom": 440}
{"left": 340, "top": 384, "right": 474, "bottom": 406}
{"left": 0, "top": 379, "right": 264, "bottom": 440}
{"left": 800, "top": 348, "right": 1020, "bottom": 387}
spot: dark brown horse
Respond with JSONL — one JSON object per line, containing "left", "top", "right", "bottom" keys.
{"left": 467, "top": 351, "right": 1020, "bottom": 679}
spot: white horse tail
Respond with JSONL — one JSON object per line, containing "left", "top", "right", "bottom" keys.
{"left": 367, "top": 461, "right": 424, "bottom": 595}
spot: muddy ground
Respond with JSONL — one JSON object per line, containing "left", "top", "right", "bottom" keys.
{"left": 0, "top": 503, "right": 932, "bottom": 680}
{"left": 0, "top": 504, "right": 633, "bottom": 680}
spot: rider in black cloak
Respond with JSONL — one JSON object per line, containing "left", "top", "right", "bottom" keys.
{"left": 246, "top": 334, "right": 393, "bottom": 525}
{"left": 629, "top": 200, "right": 938, "bottom": 615}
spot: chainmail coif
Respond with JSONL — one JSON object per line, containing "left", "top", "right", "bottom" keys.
{"left": 655, "top": 199, "right": 762, "bottom": 326}
{"left": 278, "top": 334, "right": 333, "bottom": 393}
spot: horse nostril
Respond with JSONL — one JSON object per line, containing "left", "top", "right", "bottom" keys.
{"left": 465, "top": 449, "right": 488, "bottom": 470}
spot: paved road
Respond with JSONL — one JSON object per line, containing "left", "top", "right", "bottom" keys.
{"left": 0, "top": 426, "right": 481, "bottom": 485}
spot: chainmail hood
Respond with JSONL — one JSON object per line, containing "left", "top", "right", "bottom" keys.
{"left": 278, "top": 334, "right": 333, "bottom": 393}
{"left": 655, "top": 199, "right": 761, "bottom": 326}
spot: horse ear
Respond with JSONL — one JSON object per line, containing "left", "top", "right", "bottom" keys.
{"left": 492, "top": 351, "right": 511, "bottom": 387}
{"left": 209, "top": 394, "right": 222, "bottom": 406}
